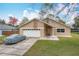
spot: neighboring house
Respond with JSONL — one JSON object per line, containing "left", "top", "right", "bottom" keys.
{"left": 19, "top": 18, "right": 71, "bottom": 37}
{"left": 0, "top": 24, "right": 18, "bottom": 36}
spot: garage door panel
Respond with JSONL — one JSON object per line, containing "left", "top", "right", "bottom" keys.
{"left": 23, "top": 29, "right": 40, "bottom": 37}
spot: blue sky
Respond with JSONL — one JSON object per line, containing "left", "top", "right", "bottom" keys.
{"left": 0, "top": 3, "right": 42, "bottom": 20}
{"left": 0, "top": 3, "right": 79, "bottom": 25}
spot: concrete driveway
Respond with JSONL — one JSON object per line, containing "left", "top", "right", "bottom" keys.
{"left": 0, "top": 38, "right": 38, "bottom": 56}
{"left": 0, "top": 36, "right": 59, "bottom": 56}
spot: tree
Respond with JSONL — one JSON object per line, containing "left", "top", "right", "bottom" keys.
{"left": 46, "top": 14, "right": 54, "bottom": 19}
{"left": 55, "top": 16, "right": 65, "bottom": 24}
{"left": 8, "top": 16, "right": 18, "bottom": 26}
{"left": 64, "top": 3, "right": 76, "bottom": 18}
{"left": 39, "top": 10, "right": 47, "bottom": 20}
{"left": 1, "top": 20, "right": 5, "bottom": 24}
{"left": 73, "top": 16, "right": 79, "bottom": 29}
{"left": 0, "top": 18, "right": 6, "bottom": 24}
{"left": 39, "top": 3, "right": 54, "bottom": 20}
{"left": 39, "top": 3, "right": 69, "bottom": 20}
{"left": 58, "top": 19, "right": 65, "bottom": 24}
{"left": 20, "top": 17, "right": 28, "bottom": 24}
{"left": 56, "top": 3, "right": 70, "bottom": 15}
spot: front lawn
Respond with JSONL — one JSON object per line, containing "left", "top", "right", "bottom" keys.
{"left": 0, "top": 35, "right": 6, "bottom": 44}
{"left": 24, "top": 33, "right": 79, "bottom": 56}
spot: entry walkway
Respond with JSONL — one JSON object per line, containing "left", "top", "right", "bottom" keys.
{"left": 40, "top": 36, "right": 59, "bottom": 40}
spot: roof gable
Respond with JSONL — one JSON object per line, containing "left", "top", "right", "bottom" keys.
{"left": 43, "top": 18, "right": 70, "bottom": 28}
{"left": 19, "top": 19, "right": 53, "bottom": 28}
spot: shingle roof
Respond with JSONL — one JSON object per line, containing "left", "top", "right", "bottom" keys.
{"left": 19, "top": 18, "right": 70, "bottom": 29}
{"left": 19, "top": 18, "right": 54, "bottom": 28}
{"left": 0, "top": 24, "right": 17, "bottom": 30}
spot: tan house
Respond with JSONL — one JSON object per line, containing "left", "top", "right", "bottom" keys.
{"left": 19, "top": 18, "right": 71, "bottom": 37}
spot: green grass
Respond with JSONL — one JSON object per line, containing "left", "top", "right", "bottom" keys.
{"left": 72, "top": 32, "right": 79, "bottom": 35}
{"left": 0, "top": 35, "right": 6, "bottom": 44}
{"left": 24, "top": 33, "right": 79, "bottom": 56}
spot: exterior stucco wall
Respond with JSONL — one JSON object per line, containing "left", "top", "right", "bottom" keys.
{"left": 44, "top": 19, "right": 71, "bottom": 37}
{"left": 54, "top": 27, "right": 71, "bottom": 37}
{"left": 19, "top": 19, "right": 71, "bottom": 37}
{"left": 19, "top": 20, "right": 45, "bottom": 37}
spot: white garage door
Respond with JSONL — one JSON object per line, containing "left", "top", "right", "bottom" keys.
{"left": 23, "top": 29, "right": 40, "bottom": 37}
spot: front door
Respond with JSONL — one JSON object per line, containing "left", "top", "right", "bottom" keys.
{"left": 45, "top": 25, "right": 52, "bottom": 36}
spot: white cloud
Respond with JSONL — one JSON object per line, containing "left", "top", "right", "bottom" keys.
{"left": 48, "top": 10, "right": 54, "bottom": 14}
{"left": 8, "top": 14, "right": 14, "bottom": 17}
{"left": 16, "top": 19, "right": 22, "bottom": 25}
{"left": 23, "top": 10, "right": 28, "bottom": 17}
{"left": 5, "top": 14, "right": 14, "bottom": 24}
{"left": 66, "top": 12, "right": 77, "bottom": 26}
{"left": 71, "top": 12, "right": 77, "bottom": 20}
{"left": 56, "top": 4, "right": 78, "bottom": 27}
{"left": 62, "top": 7, "right": 69, "bottom": 15}
{"left": 6, "top": 9, "right": 40, "bottom": 25}
{"left": 55, "top": 4, "right": 65, "bottom": 13}
{"left": 57, "top": 4, "right": 64, "bottom": 10}
{"left": 22, "top": 9, "right": 40, "bottom": 20}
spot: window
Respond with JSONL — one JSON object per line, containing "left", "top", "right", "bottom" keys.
{"left": 57, "top": 29, "right": 65, "bottom": 32}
